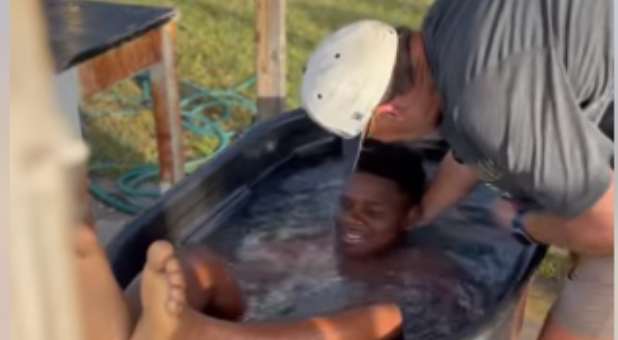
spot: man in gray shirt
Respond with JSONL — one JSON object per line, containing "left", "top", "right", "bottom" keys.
{"left": 301, "top": 1, "right": 613, "bottom": 339}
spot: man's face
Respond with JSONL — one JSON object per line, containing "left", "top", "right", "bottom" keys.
{"left": 335, "top": 172, "right": 411, "bottom": 257}
{"left": 368, "top": 84, "right": 441, "bottom": 142}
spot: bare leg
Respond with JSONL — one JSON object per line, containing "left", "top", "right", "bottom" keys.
{"left": 186, "top": 304, "right": 403, "bottom": 340}
{"left": 538, "top": 255, "right": 613, "bottom": 340}
{"left": 537, "top": 310, "right": 611, "bottom": 340}
{"left": 132, "top": 241, "right": 401, "bottom": 340}
{"left": 75, "top": 225, "right": 132, "bottom": 340}
{"left": 178, "top": 247, "right": 245, "bottom": 320}
{"left": 510, "top": 284, "right": 528, "bottom": 340}
{"left": 124, "top": 246, "right": 245, "bottom": 325}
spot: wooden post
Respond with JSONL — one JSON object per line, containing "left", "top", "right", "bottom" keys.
{"left": 150, "top": 21, "right": 185, "bottom": 190}
{"left": 11, "top": 0, "right": 85, "bottom": 339}
{"left": 255, "top": 0, "right": 286, "bottom": 119}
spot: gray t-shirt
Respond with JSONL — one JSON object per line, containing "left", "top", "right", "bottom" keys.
{"left": 423, "top": 0, "right": 614, "bottom": 217}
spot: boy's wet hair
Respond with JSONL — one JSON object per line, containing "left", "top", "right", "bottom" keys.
{"left": 357, "top": 139, "right": 426, "bottom": 204}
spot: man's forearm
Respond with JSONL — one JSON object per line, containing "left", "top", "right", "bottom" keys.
{"left": 419, "top": 151, "right": 479, "bottom": 223}
{"left": 524, "top": 174, "right": 614, "bottom": 256}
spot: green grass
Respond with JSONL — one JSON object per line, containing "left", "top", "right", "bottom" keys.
{"left": 108, "top": 0, "right": 432, "bottom": 107}
{"left": 82, "top": 0, "right": 433, "bottom": 170}
{"left": 537, "top": 249, "right": 571, "bottom": 280}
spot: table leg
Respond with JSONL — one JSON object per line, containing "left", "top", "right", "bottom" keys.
{"left": 150, "top": 21, "right": 185, "bottom": 190}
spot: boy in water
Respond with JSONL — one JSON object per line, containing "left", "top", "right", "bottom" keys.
{"left": 76, "top": 140, "right": 480, "bottom": 340}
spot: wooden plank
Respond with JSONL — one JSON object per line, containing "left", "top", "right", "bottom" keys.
{"left": 11, "top": 0, "right": 84, "bottom": 339}
{"left": 255, "top": 0, "right": 286, "bottom": 119}
{"left": 78, "top": 28, "right": 163, "bottom": 98}
{"left": 150, "top": 21, "right": 185, "bottom": 189}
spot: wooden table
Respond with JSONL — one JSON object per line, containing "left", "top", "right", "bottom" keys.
{"left": 45, "top": 0, "right": 185, "bottom": 191}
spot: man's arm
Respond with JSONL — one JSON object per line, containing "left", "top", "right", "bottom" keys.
{"left": 414, "top": 151, "right": 479, "bottom": 225}
{"left": 198, "top": 303, "right": 403, "bottom": 340}
{"left": 453, "top": 48, "right": 613, "bottom": 254}
{"left": 524, "top": 172, "right": 614, "bottom": 256}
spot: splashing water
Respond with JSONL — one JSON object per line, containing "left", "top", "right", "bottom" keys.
{"left": 201, "top": 155, "right": 533, "bottom": 339}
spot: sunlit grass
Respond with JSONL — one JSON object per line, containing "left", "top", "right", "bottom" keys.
{"left": 82, "top": 0, "right": 433, "bottom": 170}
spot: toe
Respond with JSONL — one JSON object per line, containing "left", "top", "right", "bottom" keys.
{"left": 165, "top": 257, "right": 183, "bottom": 274}
{"left": 166, "top": 299, "right": 184, "bottom": 315}
{"left": 169, "top": 287, "right": 186, "bottom": 303}
{"left": 167, "top": 289, "right": 186, "bottom": 314}
{"left": 167, "top": 288, "right": 186, "bottom": 315}
{"left": 166, "top": 271, "right": 186, "bottom": 288}
{"left": 146, "top": 241, "right": 175, "bottom": 271}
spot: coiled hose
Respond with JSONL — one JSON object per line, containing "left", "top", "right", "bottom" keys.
{"left": 88, "top": 75, "right": 257, "bottom": 215}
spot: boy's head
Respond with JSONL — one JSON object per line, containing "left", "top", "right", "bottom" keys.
{"left": 336, "top": 139, "right": 426, "bottom": 257}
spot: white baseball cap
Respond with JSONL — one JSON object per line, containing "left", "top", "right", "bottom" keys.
{"left": 301, "top": 20, "right": 399, "bottom": 139}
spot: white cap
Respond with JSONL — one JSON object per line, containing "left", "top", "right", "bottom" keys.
{"left": 301, "top": 20, "right": 398, "bottom": 139}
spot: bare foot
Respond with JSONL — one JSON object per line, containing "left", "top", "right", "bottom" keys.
{"left": 131, "top": 241, "right": 188, "bottom": 340}
{"left": 75, "top": 225, "right": 131, "bottom": 340}
{"left": 124, "top": 247, "right": 217, "bottom": 322}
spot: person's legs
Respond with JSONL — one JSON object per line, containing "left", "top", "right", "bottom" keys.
{"left": 75, "top": 225, "right": 132, "bottom": 340}
{"left": 538, "top": 255, "right": 613, "bottom": 340}
{"left": 75, "top": 224, "right": 240, "bottom": 340}
{"left": 168, "top": 303, "right": 403, "bottom": 340}
{"left": 131, "top": 241, "right": 402, "bottom": 340}
{"left": 510, "top": 284, "right": 529, "bottom": 340}
{"left": 124, "top": 246, "right": 245, "bottom": 325}
{"left": 177, "top": 246, "right": 245, "bottom": 320}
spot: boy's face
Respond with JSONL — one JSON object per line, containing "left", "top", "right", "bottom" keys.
{"left": 335, "top": 172, "right": 411, "bottom": 257}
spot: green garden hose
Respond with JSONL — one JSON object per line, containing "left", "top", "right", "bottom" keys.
{"left": 88, "top": 75, "right": 257, "bottom": 215}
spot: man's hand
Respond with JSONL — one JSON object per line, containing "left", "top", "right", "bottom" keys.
{"left": 409, "top": 151, "right": 479, "bottom": 227}
{"left": 524, "top": 172, "right": 614, "bottom": 256}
